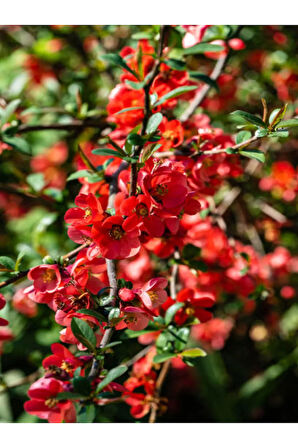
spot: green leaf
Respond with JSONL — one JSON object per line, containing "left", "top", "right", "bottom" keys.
{"left": 182, "top": 243, "right": 201, "bottom": 260}
{"left": 73, "top": 376, "right": 92, "bottom": 396}
{"left": 92, "top": 148, "right": 126, "bottom": 158}
{"left": 165, "top": 302, "right": 184, "bottom": 325}
{"left": 153, "top": 85, "right": 198, "bottom": 107}
{"left": 0, "top": 99, "right": 21, "bottom": 126}
{"left": 101, "top": 53, "right": 139, "bottom": 79}
{"left": 181, "top": 347, "right": 207, "bottom": 358}
{"left": 115, "top": 106, "right": 143, "bottom": 115}
{"left": 96, "top": 365, "right": 128, "bottom": 393}
{"left": 141, "top": 143, "right": 162, "bottom": 162}
{"left": 131, "top": 32, "right": 154, "bottom": 40}
{"left": 127, "top": 133, "right": 144, "bottom": 146}
{"left": 26, "top": 173, "right": 45, "bottom": 192}
{"left": 77, "top": 405, "right": 96, "bottom": 423}
{"left": 188, "top": 72, "right": 219, "bottom": 91}
{"left": 230, "top": 110, "right": 266, "bottom": 128}
{"left": 78, "top": 309, "right": 106, "bottom": 322}
{"left": 1, "top": 136, "right": 31, "bottom": 155}
{"left": 276, "top": 119, "right": 298, "bottom": 128}
{"left": 71, "top": 317, "right": 97, "bottom": 352}
{"left": 56, "top": 392, "right": 85, "bottom": 400}
{"left": 269, "top": 130, "right": 289, "bottom": 138}
{"left": 146, "top": 113, "right": 163, "bottom": 134}
{"left": 255, "top": 129, "right": 268, "bottom": 138}
{"left": 125, "top": 328, "right": 159, "bottom": 338}
{"left": 125, "top": 80, "right": 145, "bottom": 90}
{"left": 67, "top": 170, "right": 91, "bottom": 181}
{"left": 236, "top": 130, "right": 252, "bottom": 144}
{"left": 166, "top": 58, "right": 186, "bottom": 71}
{"left": 0, "top": 256, "right": 15, "bottom": 271}
{"left": 182, "top": 43, "right": 224, "bottom": 55}
{"left": 153, "top": 352, "right": 177, "bottom": 363}
{"left": 239, "top": 149, "right": 265, "bottom": 163}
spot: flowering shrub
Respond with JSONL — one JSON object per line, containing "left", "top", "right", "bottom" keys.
{"left": 0, "top": 25, "right": 297, "bottom": 424}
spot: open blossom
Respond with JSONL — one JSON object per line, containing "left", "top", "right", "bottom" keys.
{"left": 92, "top": 215, "right": 141, "bottom": 259}
{"left": 42, "top": 343, "right": 82, "bottom": 377}
{"left": 191, "top": 318, "right": 234, "bottom": 350}
{"left": 136, "top": 277, "right": 168, "bottom": 310}
{"left": 28, "top": 264, "right": 62, "bottom": 294}
{"left": 12, "top": 288, "right": 38, "bottom": 317}
{"left": 64, "top": 192, "right": 104, "bottom": 227}
{"left": 24, "top": 377, "right": 76, "bottom": 423}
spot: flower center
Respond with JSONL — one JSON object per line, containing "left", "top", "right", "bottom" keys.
{"left": 109, "top": 224, "right": 124, "bottom": 240}
{"left": 151, "top": 184, "right": 168, "bottom": 201}
{"left": 84, "top": 208, "right": 92, "bottom": 218}
{"left": 61, "top": 361, "right": 73, "bottom": 373}
{"left": 136, "top": 203, "right": 149, "bottom": 217}
{"left": 162, "top": 130, "right": 175, "bottom": 141}
{"left": 42, "top": 269, "right": 56, "bottom": 283}
{"left": 148, "top": 290, "right": 158, "bottom": 303}
{"left": 185, "top": 307, "right": 195, "bottom": 316}
{"left": 45, "top": 398, "right": 58, "bottom": 408}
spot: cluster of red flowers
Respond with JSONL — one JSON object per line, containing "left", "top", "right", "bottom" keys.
{"left": 0, "top": 294, "right": 13, "bottom": 354}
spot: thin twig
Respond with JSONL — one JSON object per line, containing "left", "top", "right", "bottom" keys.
{"left": 17, "top": 117, "right": 107, "bottom": 134}
{"left": 148, "top": 359, "right": 171, "bottom": 423}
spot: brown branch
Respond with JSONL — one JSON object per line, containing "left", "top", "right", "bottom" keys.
{"left": 148, "top": 359, "right": 171, "bottom": 423}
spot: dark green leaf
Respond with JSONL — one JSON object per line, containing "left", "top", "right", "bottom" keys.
{"left": 127, "top": 133, "right": 144, "bottom": 146}
{"left": 56, "top": 392, "right": 85, "bottom": 400}
{"left": 73, "top": 376, "right": 92, "bottom": 396}
{"left": 183, "top": 43, "right": 224, "bottom": 55}
{"left": 78, "top": 309, "right": 106, "bottom": 322}
{"left": 153, "top": 85, "right": 198, "bottom": 107}
{"left": 115, "top": 106, "right": 143, "bottom": 115}
{"left": 0, "top": 256, "right": 15, "bottom": 271}
{"left": 269, "top": 130, "right": 289, "bottom": 138}
{"left": 101, "top": 53, "right": 139, "bottom": 79}
{"left": 188, "top": 72, "right": 219, "bottom": 91}
{"left": 77, "top": 405, "right": 96, "bottom": 423}
{"left": 96, "top": 365, "right": 128, "bottom": 392}
{"left": 153, "top": 352, "right": 177, "bottom": 363}
{"left": 239, "top": 149, "right": 265, "bottom": 163}
{"left": 182, "top": 244, "right": 201, "bottom": 260}
{"left": 230, "top": 110, "right": 266, "bottom": 128}
{"left": 92, "top": 148, "right": 126, "bottom": 158}
{"left": 71, "top": 317, "right": 97, "bottom": 352}
{"left": 166, "top": 58, "right": 186, "bottom": 70}
{"left": 146, "top": 113, "right": 163, "bottom": 134}
{"left": 165, "top": 302, "right": 184, "bottom": 325}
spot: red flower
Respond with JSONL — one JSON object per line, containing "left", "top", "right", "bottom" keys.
{"left": 24, "top": 377, "right": 76, "bottom": 423}
{"left": 181, "top": 25, "right": 211, "bottom": 48}
{"left": 136, "top": 277, "right": 168, "bottom": 310}
{"left": 92, "top": 215, "right": 141, "bottom": 259}
{"left": 157, "top": 117, "right": 184, "bottom": 152}
{"left": 28, "top": 264, "right": 62, "bottom": 294}
{"left": 12, "top": 288, "right": 38, "bottom": 318}
{"left": 0, "top": 294, "right": 8, "bottom": 326}
{"left": 64, "top": 193, "right": 104, "bottom": 227}
{"left": 107, "top": 84, "right": 144, "bottom": 128}
{"left": 118, "top": 194, "right": 165, "bottom": 237}
{"left": 42, "top": 343, "right": 82, "bottom": 376}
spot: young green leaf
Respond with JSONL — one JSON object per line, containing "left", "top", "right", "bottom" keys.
{"left": 96, "top": 365, "right": 128, "bottom": 393}
{"left": 146, "top": 113, "right": 163, "bottom": 134}
{"left": 27, "top": 173, "right": 45, "bottom": 192}
{"left": 239, "top": 149, "right": 265, "bottom": 163}
{"left": 1, "top": 136, "right": 31, "bottom": 155}
{"left": 180, "top": 347, "right": 207, "bottom": 358}
{"left": 71, "top": 317, "right": 97, "bottom": 352}
{"left": 0, "top": 99, "right": 21, "bottom": 126}
{"left": 125, "top": 80, "right": 145, "bottom": 90}
{"left": 153, "top": 85, "right": 198, "bottom": 107}
{"left": 92, "top": 148, "right": 127, "bottom": 159}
